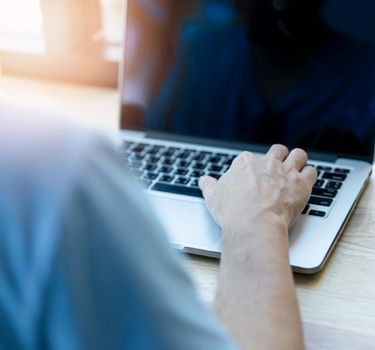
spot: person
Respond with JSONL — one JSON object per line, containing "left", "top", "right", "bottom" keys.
{"left": 0, "top": 103, "right": 316, "bottom": 350}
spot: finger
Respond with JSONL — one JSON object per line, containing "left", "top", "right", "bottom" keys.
{"left": 265, "top": 144, "right": 289, "bottom": 161}
{"left": 199, "top": 176, "right": 218, "bottom": 201}
{"left": 283, "top": 148, "right": 308, "bottom": 172}
{"left": 301, "top": 166, "right": 318, "bottom": 187}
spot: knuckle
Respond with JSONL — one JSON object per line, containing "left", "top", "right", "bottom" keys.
{"left": 290, "top": 171, "right": 299, "bottom": 182}
{"left": 297, "top": 173, "right": 305, "bottom": 184}
{"left": 236, "top": 151, "right": 254, "bottom": 164}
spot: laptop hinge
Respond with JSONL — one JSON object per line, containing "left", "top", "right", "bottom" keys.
{"left": 146, "top": 131, "right": 271, "bottom": 154}
{"left": 146, "top": 131, "right": 339, "bottom": 162}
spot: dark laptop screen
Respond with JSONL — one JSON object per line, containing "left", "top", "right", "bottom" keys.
{"left": 120, "top": 0, "right": 375, "bottom": 160}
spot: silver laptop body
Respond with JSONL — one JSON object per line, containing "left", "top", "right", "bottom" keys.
{"left": 116, "top": 0, "right": 375, "bottom": 273}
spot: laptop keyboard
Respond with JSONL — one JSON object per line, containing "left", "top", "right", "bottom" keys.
{"left": 120, "top": 141, "right": 351, "bottom": 218}
{"left": 304, "top": 165, "right": 350, "bottom": 217}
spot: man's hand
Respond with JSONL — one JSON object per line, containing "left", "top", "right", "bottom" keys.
{"left": 199, "top": 145, "right": 316, "bottom": 350}
{"left": 199, "top": 144, "right": 317, "bottom": 235}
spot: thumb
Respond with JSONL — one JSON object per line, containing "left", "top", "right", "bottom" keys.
{"left": 199, "top": 176, "right": 218, "bottom": 201}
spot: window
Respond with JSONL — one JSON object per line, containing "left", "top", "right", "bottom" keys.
{"left": 0, "top": 0, "right": 123, "bottom": 87}
{"left": 79, "top": 0, "right": 123, "bottom": 62}
{"left": 100, "top": 0, "right": 123, "bottom": 45}
{"left": 0, "top": 0, "right": 45, "bottom": 53}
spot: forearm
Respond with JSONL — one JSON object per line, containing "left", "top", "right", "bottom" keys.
{"left": 214, "top": 217, "right": 304, "bottom": 350}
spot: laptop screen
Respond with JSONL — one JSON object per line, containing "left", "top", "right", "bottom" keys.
{"left": 120, "top": 0, "right": 375, "bottom": 161}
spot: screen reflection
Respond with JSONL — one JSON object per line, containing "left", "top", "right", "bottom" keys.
{"left": 122, "top": 0, "right": 375, "bottom": 158}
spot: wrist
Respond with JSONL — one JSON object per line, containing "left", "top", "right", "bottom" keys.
{"left": 221, "top": 213, "right": 289, "bottom": 254}
{"left": 222, "top": 211, "right": 288, "bottom": 239}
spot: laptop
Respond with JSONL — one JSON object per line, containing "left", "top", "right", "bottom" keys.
{"left": 115, "top": 0, "right": 375, "bottom": 273}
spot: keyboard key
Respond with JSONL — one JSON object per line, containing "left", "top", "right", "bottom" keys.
{"left": 175, "top": 177, "right": 189, "bottom": 185}
{"left": 152, "top": 182, "right": 203, "bottom": 198}
{"left": 162, "top": 150, "right": 175, "bottom": 157}
{"left": 178, "top": 152, "right": 191, "bottom": 159}
{"left": 159, "top": 166, "right": 173, "bottom": 174}
{"left": 162, "top": 158, "right": 175, "bottom": 165}
{"left": 133, "top": 144, "right": 147, "bottom": 153}
{"left": 175, "top": 168, "right": 189, "bottom": 176}
{"left": 318, "top": 166, "right": 332, "bottom": 171}
{"left": 326, "top": 181, "right": 342, "bottom": 190}
{"left": 178, "top": 160, "right": 191, "bottom": 168}
{"left": 308, "top": 196, "right": 333, "bottom": 207}
{"left": 130, "top": 154, "right": 144, "bottom": 161}
{"left": 309, "top": 210, "right": 326, "bottom": 217}
{"left": 208, "top": 173, "right": 221, "bottom": 180}
{"left": 159, "top": 175, "right": 174, "bottom": 183}
{"left": 209, "top": 156, "right": 221, "bottom": 164}
{"left": 191, "top": 170, "right": 205, "bottom": 178}
{"left": 302, "top": 205, "right": 310, "bottom": 214}
{"left": 128, "top": 160, "right": 143, "bottom": 169}
{"left": 312, "top": 188, "right": 338, "bottom": 198}
{"left": 224, "top": 156, "right": 236, "bottom": 166}
{"left": 190, "top": 179, "right": 199, "bottom": 187}
{"left": 322, "top": 172, "right": 347, "bottom": 182}
{"left": 193, "top": 162, "right": 206, "bottom": 170}
{"left": 144, "top": 164, "right": 157, "bottom": 172}
{"left": 147, "top": 156, "right": 160, "bottom": 164}
{"left": 148, "top": 146, "right": 163, "bottom": 154}
{"left": 144, "top": 172, "right": 158, "bottom": 180}
{"left": 194, "top": 153, "right": 207, "bottom": 161}
{"left": 315, "top": 179, "right": 325, "bottom": 188}
{"left": 209, "top": 165, "right": 223, "bottom": 172}
{"left": 334, "top": 168, "right": 351, "bottom": 174}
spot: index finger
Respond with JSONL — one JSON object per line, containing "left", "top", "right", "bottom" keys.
{"left": 199, "top": 176, "right": 218, "bottom": 201}
{"left": 265, "top": 144, "right": 289, "bottom": 161}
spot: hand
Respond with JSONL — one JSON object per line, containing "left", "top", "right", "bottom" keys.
{"left": 199, "top": 145, "right": 317, "bottom": 234}
{"left": 205, "top": 145, "right": 311, "bottom": 350}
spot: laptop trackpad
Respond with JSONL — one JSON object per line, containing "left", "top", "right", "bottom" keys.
{"left": 148, "top": 194, "right": 221, "bottom": 249}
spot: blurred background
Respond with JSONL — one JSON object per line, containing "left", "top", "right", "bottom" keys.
{"left": 0, "top": 0, "right": 123, "bottom": 87}
{"left": 0, "top": 0, "right": 374, "bottom": 89}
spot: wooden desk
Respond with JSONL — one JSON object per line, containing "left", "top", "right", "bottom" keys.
{"left": 2, "top": 75, "right": 375, "bottom": 349}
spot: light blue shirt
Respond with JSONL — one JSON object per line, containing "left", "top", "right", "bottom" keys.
{"left": 0, "top": 105, "right": 237, "bottom": 350}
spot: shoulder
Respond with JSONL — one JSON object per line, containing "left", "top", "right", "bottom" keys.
{"left": 0, "top": 102, "right": 114, "bottom": 192}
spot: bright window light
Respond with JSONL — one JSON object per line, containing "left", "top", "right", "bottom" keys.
{"left": 0, "top": 0, "right": 46, "bottom": 53}
{"left": 99, "top": 0, "right": 123, "bottom": 44}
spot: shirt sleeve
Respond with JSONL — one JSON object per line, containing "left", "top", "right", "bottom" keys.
{"left": 41, "top": 138, "right": 238, "bottom": 350}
